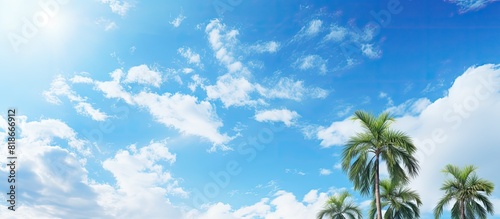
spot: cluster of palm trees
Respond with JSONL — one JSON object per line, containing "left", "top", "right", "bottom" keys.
{"left": 317, "top": 111, "right": 495, "bottom": 219}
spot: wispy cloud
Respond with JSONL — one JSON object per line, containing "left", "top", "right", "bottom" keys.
{"left": 445, "top": 0, "right": 499, "bottom": 13}
{"left": 256, "top": 77, "right": 329, "bottom": 101}
{"left": 294, "top": 55, "right": 327, "bottom": 74}
{"left": 100, "top": 0, "right": 133, "bottom": 16}
{"left": 170, "top": 13, "right": 186, "bottom": 27}
{"left": 295, "top": 19, "right": 323, "bottom": 39}
{"left": 44, "top": 75, "right": 109, "bottom": 121}
{"left": 285, "top": 168, "right": 306, "bottom": 176}
{"left": 319, "top": 168, "right": 332, "bottom": 176}
{"left": 250, "top": 41, "right": 281, "bottom": 53}
{"left": 178, "top": 47, "right": 202, "bottom": 67}
{"left": 96, "top": 18, "right": 118, "bottom": 31}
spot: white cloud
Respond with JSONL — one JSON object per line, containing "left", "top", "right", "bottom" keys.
{"left": 96, "top": 18, "right": 118, "bottom": 31}
{"left": 386, "top": 98, "right": 432, "bottom": 116}
{"left": 123, "top": 64, "right": 163, "bottom": 87}
{"left": 186, "top": 190, "right": 331, "bottom": 219}
{"left": 44, "top": 75, "right": 84, "bottom": 104}
{"left": 44, "top": 76, "right": 109, "bottom": 121}
{"left": 170, "top": 13, "right": 186, "bottom": 27}
{"left": 75, "top": 102, "right": 109, "bottom": 121}
{"left": 188, "top": 74, "right": 206, "bottom": 92}
{"left": 320, "top": 21, "right": 385, "bottom": 70}
{"left": 336, "top": 105, "right": 353, "bottom": 117}
{"left": 206, "top": 74, "right": 258, "bottom": 108}
{"left": 178, "top": 47, "right": 202, "bottom": 67}
{"left": 255, "top": 109, "right": 300, "bottom": 127}
{"left": 183, "top": 68, "right": 194, "bottom": 74}
{"left": 204, "top": 20, "right": 327, "bottom": 108}
{"left": 295, "top": 55, "right": 327, "bottom": 74}
{"left": 383, "top": 64, "right": 500, "bottom": 214}
{"left": 306, "top": 20, "right": 323, "bottom": 36}
{"left": 19, "top": 118, "right": 88, "bottom": 154}
{"left": 205, "top": 19, "right": 249, "bottom": 75}
{"left": 95, "top": 141, "right": 188, "bottom": 218}
{"left": 324, "top": 25, "right": 348, "bottom": 42}
{"left": 94, "top": 69, "right": 135, "bottom": 105}
{"left": 256, "top": 77, "right": 329, "bottom": 101}
{"left": 285, "top": 168, "right": 306, "bottom": 176}
{"left": 308, "top": 64, "right": 500, "bottom": 215}
{"left": 445, "top": 0, "right": 499, "bottom": 13}
{"left": 70, "top": 75, "right": 94, "bottom": 84}
{"left": 313, "top": 118, "right": 362, "bottom": 148}
{"left": 77, "top": 70, "right": 232, "bottom": 150}
{"left": 250, "top": 41, "right": 280, "bottom": 53}
{"left": 100, "top": 0, "right": 132, "bottom": 16}
{"left": 0, "top": 117, "right": 189, "bottom": 218}
{"left": 295, "top": 19, "right": 323, "bottom": 39}
{"left": 133, "top": 91, "right": 232, "bottom": 150}
{"left": 233, "top": 198, "right": 271, "bottom": 219}
{"left": 319, "top": 168, "right": 332, "bottom": 176}
{"left": 361, "top": 43, "right": 381, "bottom": 59}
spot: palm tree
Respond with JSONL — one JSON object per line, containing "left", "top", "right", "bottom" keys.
{"left": 342, "top": 110, "right": 419, "bottom": 219}
{"left": 433, "top": 164, "right": 495, "bottom": 219}
{"left": 317, "top": 191, "right": 363, "bottom": 219}
{"left": 368, "top": 179, "right": 422, "bottom": 219}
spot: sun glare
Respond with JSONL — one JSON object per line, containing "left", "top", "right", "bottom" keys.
{"left": 1, "top": 0, "right": 73, "bottom": 54}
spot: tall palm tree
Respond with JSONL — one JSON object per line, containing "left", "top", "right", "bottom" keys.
{"left": 434, "top": 164, "right": 495, "bottom": 219}
{"left": 317, "top": 191, "right": 363, "bottom": 219}
{"left": 342, "top": 110, "right": 419, "bottom": 219}
{"left": 368, "top": 179, "right": 422, "bottom": 219}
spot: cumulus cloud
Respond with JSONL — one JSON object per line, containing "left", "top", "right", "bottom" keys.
{"left": 255, "top": 109, "right": 300, "bottom": 127}
{"left": 123, "top": 64, "right": 163, "bottom": 87}
{"left": 133, "top": 91, "right": 232, "bottom": 150}
{"left": 186, "top": 190, "right": 332, "bottom": 219}
{"left": 312, "top": 118, "right": 362, "bottom": 148}
{"left": 95, "top": 141, "right": 187, "bottom": 218}
{"left": 391, "top": 64, "right": 500, "bottom": 214}
{"left": 0, "top": 117, "right": 186, "bottom": 218}
{"left": 206, "top": 74, "right": 259, "bottom": 108}
{"left": 205, "top": 19, "right": 248, "bottom": 75}
{"left": 48, "top": 68, "right": 232, "bottom": 150}
{"left": 306, "top": 64, "right": 500, "bottom": 215}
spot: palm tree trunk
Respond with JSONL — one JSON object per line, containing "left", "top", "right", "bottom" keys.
{"left": 460, "top": 200, "right": 465, "bottom": 219}
{"left": 375, "top": 153, "right": 383, "bottom": 219}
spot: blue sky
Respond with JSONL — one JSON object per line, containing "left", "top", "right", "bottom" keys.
{"left": 1, "top": 0, "right": 500, "bottom": 218}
